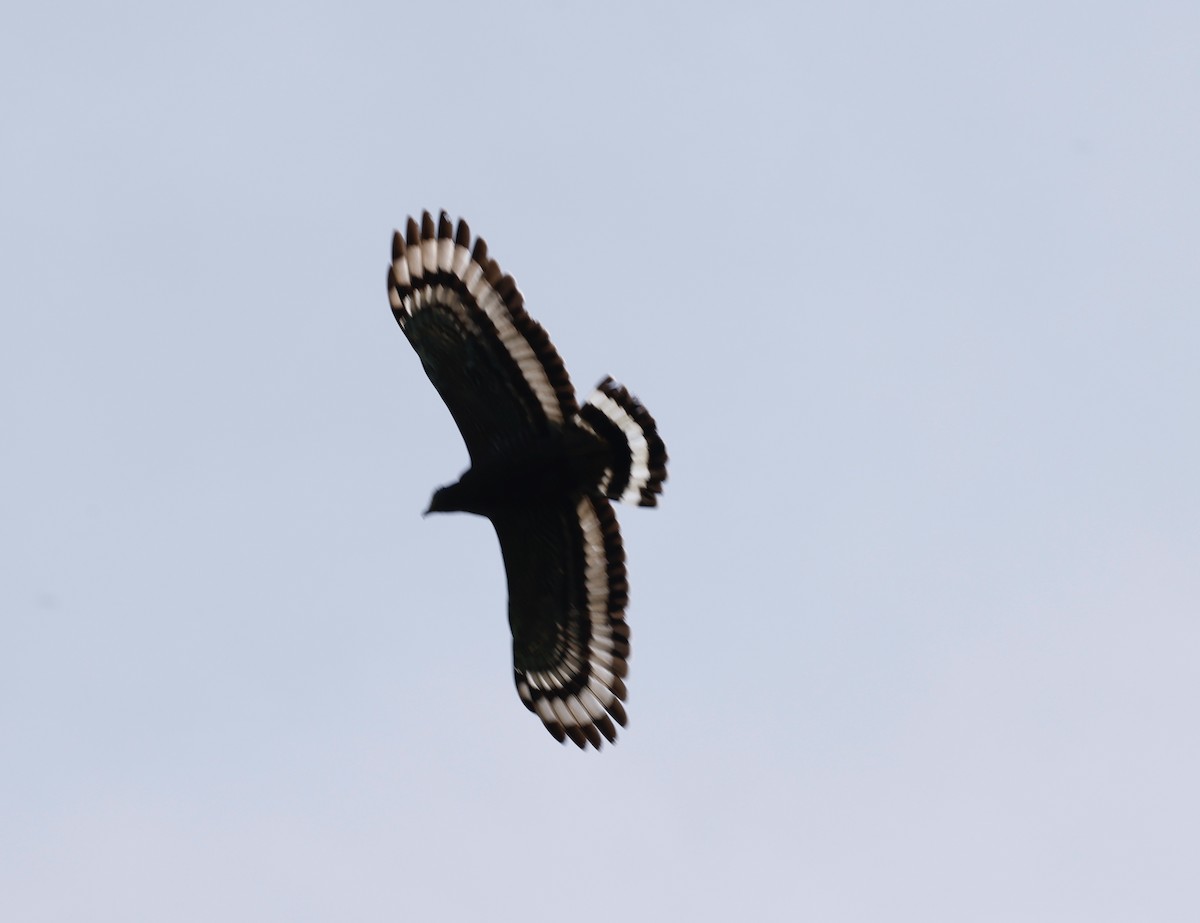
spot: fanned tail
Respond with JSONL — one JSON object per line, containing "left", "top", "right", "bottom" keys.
{"left": 576, "top": 377, "right": 668, "bottom": 507}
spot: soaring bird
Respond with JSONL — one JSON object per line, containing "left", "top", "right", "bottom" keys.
{"left": 387, "top": 211, "right": 667, "bottom": 749}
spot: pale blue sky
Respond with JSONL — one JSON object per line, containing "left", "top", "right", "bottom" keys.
{"left": 3, "top": 3, "right": 1198, "bottom": 920}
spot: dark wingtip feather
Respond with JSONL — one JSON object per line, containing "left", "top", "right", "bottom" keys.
{"left": 405, "top": 217, "right": 420, "bottom": 247}
{"left": 438, "top": 210, "right": 453, "bottom": 239}
{"left": 421, "top": 211, "right": 435, "bottom": 240}
{"left": 386, "top": 265, "right": 402, "bottom": 315}
{"left": 596, "top": 714, "right": 618, "bottom": 743}
{"left": 391, "top": 230, "right": 406, "bottom": 262}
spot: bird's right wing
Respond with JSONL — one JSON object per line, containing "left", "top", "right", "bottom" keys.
{"left": 491, "top": 492, "right": 631, "bottom": 749}
{"left": 388, "top": 211, "right": 578, "bottom": 464}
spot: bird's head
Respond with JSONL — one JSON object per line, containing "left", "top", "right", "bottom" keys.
{"left": 424, "top": 486, "right": 453, "bottom": 516}
{"left": 425, "top": 482, "right": 472, "bottom": 516}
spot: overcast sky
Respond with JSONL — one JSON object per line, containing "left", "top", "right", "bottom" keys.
{"left": 3, "top": 3, "right": 1198, "bottom": 921}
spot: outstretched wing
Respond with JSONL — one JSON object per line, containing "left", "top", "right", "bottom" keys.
{"left": 492, "top": 492, "right": 631, "bottom": 749}
{"left": 388, "top": 211, "right": 578, "bottom": 462}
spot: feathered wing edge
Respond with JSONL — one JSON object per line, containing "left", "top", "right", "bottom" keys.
{"left": 513, "top": 493, "right": 631, "bottom": 750}
{"left": 387, "top": 210, "right": 579, "bottom": 430}
{"left": 577, "top": 377, "right": 669, "bottom": 507}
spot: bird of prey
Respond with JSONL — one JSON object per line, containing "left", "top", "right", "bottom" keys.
{"left": 387, "top": 211, "right": 667, "bottom": 749}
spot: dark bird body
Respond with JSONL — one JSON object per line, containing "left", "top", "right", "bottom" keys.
{"left": 387, "top": 211, "right": 667, "bottom": 749}
{"left": 427, "top": 428, "right": 611, "bottom": 517}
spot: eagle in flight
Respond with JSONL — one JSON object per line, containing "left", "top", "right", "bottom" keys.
{"left": 387, "top": 211, "right": 668, "bottom": 749}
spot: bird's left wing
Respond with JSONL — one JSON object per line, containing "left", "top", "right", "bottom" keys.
{"left": 387, "top": 211, "right": 578, "bottom": 463}
{"left": 491, "top": 492, "right": 631, "bottom": 749}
